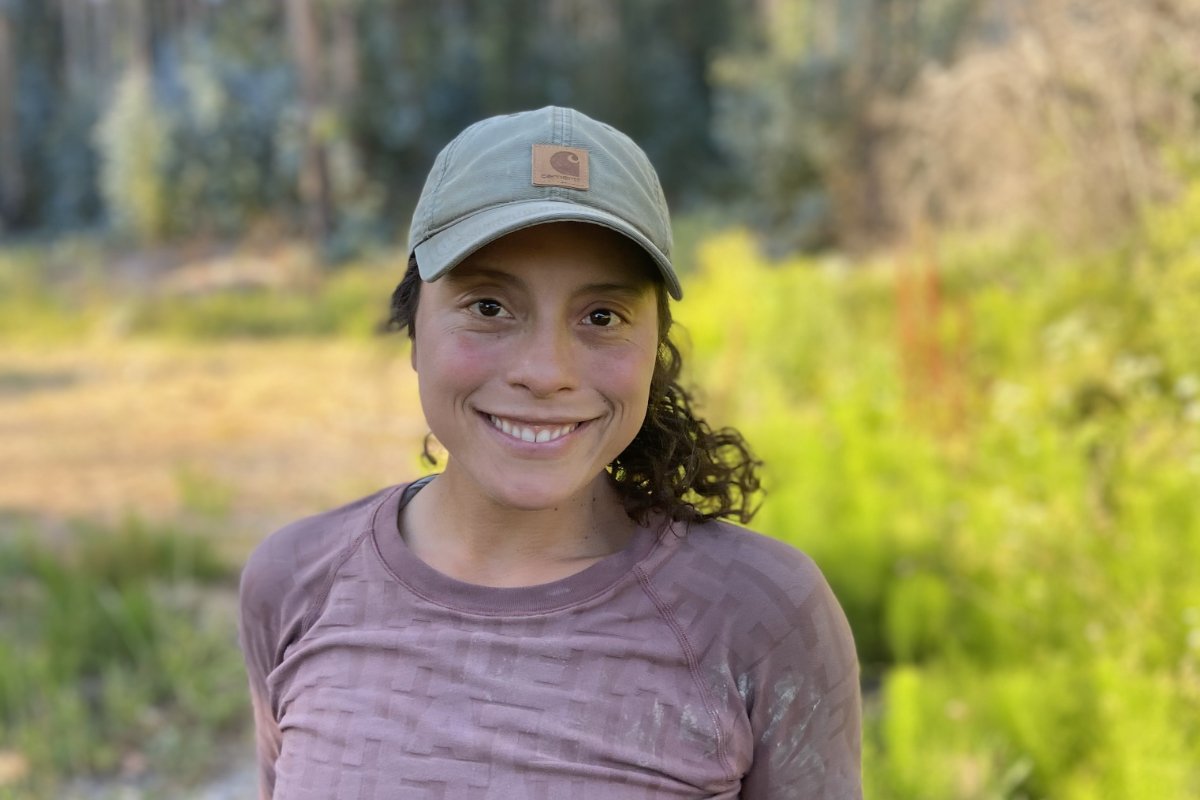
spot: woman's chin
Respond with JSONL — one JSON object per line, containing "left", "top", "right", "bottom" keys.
{"left": 448, "top": 468, "right": 607, "bottom": 514}
{"left": 488, "top": 481, "right": 591, "bottom": 513}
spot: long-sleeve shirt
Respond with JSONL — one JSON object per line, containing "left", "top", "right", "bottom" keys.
{"left": 238, "top": 479, "right": 862, "bottom": 799}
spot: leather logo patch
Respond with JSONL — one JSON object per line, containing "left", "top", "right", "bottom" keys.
{"left": 532, "top": 144, "right": 589, "bottom": 190}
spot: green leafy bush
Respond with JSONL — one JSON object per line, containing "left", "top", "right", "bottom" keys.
{"left": 673, "top": 191, "right": 1200, "bottom": 798}
{"left": 94, "top": 68, "right": 171, "bottom": 243}
{"left": 0, "top": 517, "right": 244, "bottom": 796}
{"left": 124, "top": 265, "right": 395, "bottom": 340}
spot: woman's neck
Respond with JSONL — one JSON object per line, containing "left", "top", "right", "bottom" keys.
{"left": 400, "top": 469, "right": 636, "bottom": 588}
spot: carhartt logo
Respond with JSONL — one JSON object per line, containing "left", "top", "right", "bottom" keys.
{"left": 532, "top": 144, "right": 589, "bottom": 190}
{"left": 550, "top": 150, "right": 581, "bottom": 176}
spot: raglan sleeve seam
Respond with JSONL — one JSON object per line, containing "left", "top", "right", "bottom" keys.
{"left": 634, "top": 564, "right": 739, "bottom": 784}
{"left": 237, "top": 516, "right": 369, "bottom": 798}
{"left": 738, "top": 556, "right": 863, "bottom": 800}
{"left": 238, "top": 539, "right": 291, "bottom": 800}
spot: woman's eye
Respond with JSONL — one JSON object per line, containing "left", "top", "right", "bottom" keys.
{"left": 586, "top": 309, "right": 619, "bottom": 327}
{"left": 473, "top": 300, "right": 505, "bottom": 318}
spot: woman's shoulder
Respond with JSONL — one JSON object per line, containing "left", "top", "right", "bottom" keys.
{"left": 647, "top": 518, "right": 854, "bottom": 666}
{"left": 665, "top": 518, "right": 829, "bottom": 599}
{"left": 239, "top": 483, "right": 406, "bottom": 616}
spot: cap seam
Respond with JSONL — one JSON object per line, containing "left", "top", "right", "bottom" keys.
{"left": 551, "top": 106, "right": 569, "bottom": 201}
{"left": 423, "top": 127, "right": 470, "bottom": 230}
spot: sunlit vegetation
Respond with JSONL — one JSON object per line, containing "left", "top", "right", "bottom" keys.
{"left": 673, "top": 189, "right": 1200, "bottom": 798}
{"left": 0, "top": 516, "right": 245, "bottom": 797}
{"left": 3, "top": 184, "right": 1198, "bottom": 796}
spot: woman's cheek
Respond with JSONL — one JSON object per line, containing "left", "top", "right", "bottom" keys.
{"left": 445, "top": 336, "right": 502, "bottom": 379}
{"left": 593, "top": 344, "right": 656, "bottom": 401}
{"left": 420, "top": 330, "right": 504, "bottom": 385}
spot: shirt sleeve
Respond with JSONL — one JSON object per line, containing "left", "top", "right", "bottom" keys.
{"left": 237, "top": 543, "right": 289, "bottom": 800}
{"left": 739, "top": 563, "right": 863, "bottom": 800}
{"left": 247, "top": 671, "right": 282, "bottom": 799}
{"left": 232, "top": 484, "right": 405, "bottom": 799}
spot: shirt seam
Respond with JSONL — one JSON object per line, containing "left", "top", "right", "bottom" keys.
{"left": 268, "top": 487, "right": 404, "bottom": 722}
{"left": 370, "top": 479, "right": 672, "bottom": 617}
{"left": 634, "top": 564, "right": 735, "bottom": 782}
{"left": 296, "top": 485, "right": 406, "bottom": 635}
{"left": 370, "top": 531, "right": 669, "bottom": 619}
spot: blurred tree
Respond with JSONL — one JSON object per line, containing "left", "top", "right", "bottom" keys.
{"left": 329, "top": 0, "right": 360, "bottom": 99}
{"left": 8, "top": 0, "right": 742, "bottom": 242}
{"left": 877, "top": 0, "right": 1200, "bottom": 247}
{"left": 714, "top": 0, "right": 1200, "bottom": 252}
{"left": 125, "top": 0, "right": 152, "bottom": 72}
{"left": 95, "top": 64, "right": 169, "bottom": 242}
{"left": 285, "top": 0, "right": 334, "bottom": 240}
{"left": 0, "top": 1, "right": 21, "bottom": 230}
{"left": 712, "top": 0, "right": 982, "bottom": 252}
{"left": 162, "top": 17, "right": 293, "bottom": 238}
{"left": 6, "top": 0, "right": 1197, "bottom": 254}
{"left": 20, "top": 0, "right": 102, "bottom": 228}
{"left": 350, "top": 0, "right": 735, "bottom": 229}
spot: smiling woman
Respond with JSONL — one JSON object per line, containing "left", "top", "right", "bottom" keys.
{"left": 407, "top": 224, "right": 659, "bottom": 525}
{"left": 237, "top": 107, "right": 863, "bottom": 799}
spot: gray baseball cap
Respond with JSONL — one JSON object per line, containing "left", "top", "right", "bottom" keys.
{"left": 407, "top": 106, "right": 681, "bottom": 300}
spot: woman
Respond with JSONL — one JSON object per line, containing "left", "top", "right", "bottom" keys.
{"left": 239, "top": 106, "right": 862, "bottom": 799}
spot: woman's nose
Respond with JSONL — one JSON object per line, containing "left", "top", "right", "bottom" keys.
{"left": 507, "top": 322, "right": 579, "bottom": 397}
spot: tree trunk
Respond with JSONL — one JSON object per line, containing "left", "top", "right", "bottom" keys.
{"left": 330, "top": 0, "right": 359, "bottom": 99}
{"left": 124, "top": 0, "right": 151, "bottom": 71}
{"left": 60, "top": 0, "right": 87, "bottom": 96}
{"left": 285, "top": 0, "right": 334, "bottom": 240}
{"left": 0, "top": 6, "right": 23, "bottom": 228}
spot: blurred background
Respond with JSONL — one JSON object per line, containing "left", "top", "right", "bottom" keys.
{"left": 2, "top": 0, "right": 1199, "bottom": 797}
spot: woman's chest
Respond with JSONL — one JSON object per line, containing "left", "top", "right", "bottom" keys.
{"left": 268, "top": 602, "right": 747, "bottom": 799}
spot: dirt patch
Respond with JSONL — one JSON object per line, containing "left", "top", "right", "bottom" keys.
{"left": 0, "top": 339, "right": 429, "bottom": 558}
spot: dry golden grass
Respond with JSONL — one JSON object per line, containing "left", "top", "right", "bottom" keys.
{"left": 0, "top": 339, "right": 428, "bottom": 556}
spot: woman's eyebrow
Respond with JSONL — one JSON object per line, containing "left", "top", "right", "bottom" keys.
{"left": 447, "top": 268, "right": 650, "bottom": 299}
{"left": 444, "top": 266, "right": 524, "bottom": 289}
{"left": 572, "top": 281, "right": 652, "bottom": 300}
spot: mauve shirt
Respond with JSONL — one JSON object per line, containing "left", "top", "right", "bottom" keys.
{"left": 238, "top": 479, "right": 862, "bottom": 799}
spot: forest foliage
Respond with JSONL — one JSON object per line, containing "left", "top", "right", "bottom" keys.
{"left": 673, "top": 187, "right": 1200, "bottom": 797}
{"left": 2, "top": 0, "right": 1198, "bottom": 252}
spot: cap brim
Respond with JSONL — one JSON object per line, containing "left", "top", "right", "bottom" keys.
{"left": 412, "top": 200, "right": 683, "bottom": 300}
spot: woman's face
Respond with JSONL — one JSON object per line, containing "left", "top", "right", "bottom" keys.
{"left": 412, "top": 222, "right": 660, "bottom": 513}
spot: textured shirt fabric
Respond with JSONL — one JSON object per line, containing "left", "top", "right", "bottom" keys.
{"left": 238, "top": 479, "right": 862, "bottom": 799}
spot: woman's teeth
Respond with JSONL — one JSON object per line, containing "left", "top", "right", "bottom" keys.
{"left": 488, "top": 415, "right": 580, "bottom": 443}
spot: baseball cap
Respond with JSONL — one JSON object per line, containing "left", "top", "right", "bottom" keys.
{"left": 407, "top": 106, "right": 682, "bottom": 300}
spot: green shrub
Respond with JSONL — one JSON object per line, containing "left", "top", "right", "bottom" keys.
{"left": 94, "top": 67, "right": 171, "bottom": 243}
{"left": 674, "top": 199, "right": 1200, "bottom": 797}
{"left": 125, "top": 265, "right": 395, "bottom": 340}
{"left": 0, "top": 517, "right": 243, "bottom": 796}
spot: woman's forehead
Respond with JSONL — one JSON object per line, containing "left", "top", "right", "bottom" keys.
{"left": 451, "top": 222, "right": 661, "bottom": 289}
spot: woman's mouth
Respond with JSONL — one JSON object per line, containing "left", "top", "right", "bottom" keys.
{"left": 486, "top": 414, "right": 582, "bottom": 444}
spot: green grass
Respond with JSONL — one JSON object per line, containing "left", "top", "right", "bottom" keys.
{"left": 0, "top": 241, "right": 401, "bottom": 344}
{"left": 123, "top": 266, "right": 398, "bottom": 340}
{"left": 0, "top": 515, "right": 246, "bottom": 797}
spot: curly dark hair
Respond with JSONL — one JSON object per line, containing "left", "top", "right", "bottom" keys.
{"left": 383, "top": 256, "right": 763, "bottom": 525}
